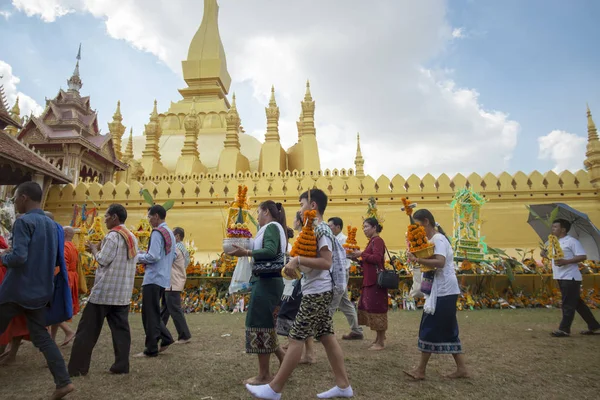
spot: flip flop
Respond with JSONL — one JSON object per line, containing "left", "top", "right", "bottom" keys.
{"left": 580, "top": 329, "right": 600, "bottom": 335}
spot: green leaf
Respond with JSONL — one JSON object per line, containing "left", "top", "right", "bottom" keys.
{"left": 246, "top": 212, "right": 259, "bottom": 230}
{"left": 549, "top": 207, "right": 559, "bottom": 224}
{"left": 163, "top": 199, "right": 175, "bottom": 211}
{"left": 505, "top": 263, "right": 515, "bottom": 282}
{"left": 140, "top": 189, "right": 154, "bottom": 206}
{"left": 515, "top": 248, "right": 524, "bottom": 252}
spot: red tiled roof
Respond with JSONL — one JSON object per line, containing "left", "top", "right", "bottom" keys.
{"left": 0, "top": 129, "right": 70, "bottom": 184}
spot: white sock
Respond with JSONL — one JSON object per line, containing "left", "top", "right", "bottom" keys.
{"left": 245, "top": 383, "right": 282, "bottom": 400}
{"left": 317, "top": 386, "right": 354, "bottom": 399}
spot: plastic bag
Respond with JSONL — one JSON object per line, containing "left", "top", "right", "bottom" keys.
{"left": 228, "top": 256, "right": 253, "bottom": 294}
{"left": 409, "top": 267, "right": 424, "bottom": 298}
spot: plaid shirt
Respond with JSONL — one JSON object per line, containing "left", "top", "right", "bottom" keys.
{"left": 89, "top": 225, "right": 139, "bottom": 306}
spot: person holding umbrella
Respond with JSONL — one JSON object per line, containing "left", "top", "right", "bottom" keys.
{"left": 542, "top": 219, "right": 600, "bottom": 337}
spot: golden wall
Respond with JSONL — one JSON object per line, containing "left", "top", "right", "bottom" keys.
{"left": 44, "top": 168, "right": 600, "bottom": 261}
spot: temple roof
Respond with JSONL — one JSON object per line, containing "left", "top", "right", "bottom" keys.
{"left": 19, "top": 89, "right": 125, "bottom": 170}
{"left": 0, "top": 129, "right": 70, "bottom": 184}
{"left": 0, "top": 84, "right": 21, "bottom": 131}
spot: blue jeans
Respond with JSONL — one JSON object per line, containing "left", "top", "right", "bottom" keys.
{"left": 0, "top": 302, "right": 71, "bottom": 388}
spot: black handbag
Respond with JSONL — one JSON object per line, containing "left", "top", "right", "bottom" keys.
{"left": 376, "top": 246, "right": 399, "bottom": 289}
{"left": 252, "top": 252, "right": 288, "bottom": 275}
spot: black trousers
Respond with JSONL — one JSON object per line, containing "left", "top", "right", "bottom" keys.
{"left": 0, "top": 303, "right": 71, "bottom": 388}
{"left": 161, "top": 291, "right": 192, "bottom": 341}
{"left": 557, "top": 279, "right": 600, "bottom": 333}
{"left": 142, "top": 284, "right": 174, "bottom": 356}
{"left": 68, "top": 302, "right": 131, "bottom": 375}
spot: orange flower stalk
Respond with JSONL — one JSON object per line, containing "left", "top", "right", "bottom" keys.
{"left": 290, "top": 210, "right": 318, "bottom": 258}
{"left": 343, "top": 226, "right": 360, "bottom": 254}
{"left": 401, "top": 198, "right": 413, "bottom": 216}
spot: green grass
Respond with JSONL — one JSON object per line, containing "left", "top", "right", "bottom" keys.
{"left": 1, "top": 309, "right": 599, "bottom": 399}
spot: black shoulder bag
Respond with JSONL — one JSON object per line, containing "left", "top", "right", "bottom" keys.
{"left": 376, "top": 245, "right": 399, "bottom": 290}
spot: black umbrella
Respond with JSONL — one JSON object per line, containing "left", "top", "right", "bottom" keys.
{"left": 527, "top": 203, "right": 600, "bottom": 261}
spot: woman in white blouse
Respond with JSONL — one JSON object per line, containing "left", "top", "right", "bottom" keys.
{"left": 404, "top": 209, "right": 469, "bottom": 380}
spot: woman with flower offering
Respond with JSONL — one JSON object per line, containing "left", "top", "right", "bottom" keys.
{"left": 404, "top": 209, "right": 469, "bottom": 380}
{"left": 228, "top": 200, "right": 287, "bottom": 385}
{"left": 350, "top": 217, "right": 387, "bottom": 351}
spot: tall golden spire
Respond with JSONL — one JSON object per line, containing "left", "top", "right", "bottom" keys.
{"left": 301, "top": 80, "right": 316, "bottom": 137}
{"left": 224, "top": 93, "right": 241, "bottom": 149}
{"left": 180, "top": 0, "right": 231, "bottom": 102}
{"left": 108, "top": 100, "right": 125, "bottom": 160}
{"left": 354, "top": 133, "right": 365, "bottom": 177}
{"left": 177, "top": 97, "right": 207, "bottom": 174}
{"left": 141, "top": 99, "right": 167, "bottom": 176}
{"left": 5, "top": 97, "right": 21, "bottom": 136}
{"left": 265, "top": 85, "right": 281, "bottom": 142}
{"left": 10, "top": 97, "right": 20, "bottom": 120}
{"left": 587, "top": 104, "right": 598, "bottom": 142}
{"left": 584, "top": 104, "right": 600, "bottom": 187}
{"left": 123, "top": 127, "right": 134, "bottom": 163}
{"left": 181, "top": 98, "right": 200, "bottom": 158}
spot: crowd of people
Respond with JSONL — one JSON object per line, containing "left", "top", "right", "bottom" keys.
{"left": 0, "top": 182, "right": 598, "bottom": 399}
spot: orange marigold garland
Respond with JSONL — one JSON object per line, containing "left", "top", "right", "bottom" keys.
{"left": 343, "top": 226, "right": 360, "bottom": 254}
{"left": 290, "top": 210, "right": 318, "bottom": 258}
{"left": 402, "top": 197, "right": 435, "bottom": 271}
{"left": 284, "top": 210, "right": 317, "bottom": 279}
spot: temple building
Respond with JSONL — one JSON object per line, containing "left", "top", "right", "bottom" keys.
{"left": 0, "top": 84, "right": 70, "bottom": 197}
{"left": 126, "top": 0, "right": 321, "bottom": 177}
{"left": 18, "top": 46, "right": 126, "bottom": 184}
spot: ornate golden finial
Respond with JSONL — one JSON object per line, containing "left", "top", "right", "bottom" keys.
{"left": 123, "top": 127, "right": 134, "bottom": 162}
{"left": 67, "top": 43, "right": 83, "bottom": 92}
{"left": 113, "top": 100, "right": 122, "bottom": 119}
{"left": 587, "top": 104, "right": 598, "bottom": 142}
{"left": 304, "top": 80, "right": 312, "bottom": 101}
{"left": 354, "top": 132, "right": 365, "bottom": 177}
{"left": 150, "top": 99, "right": 159, "bottom": 120}
{"left": 265, "top": 86, "right": 280, "bottom": 142}
{"left": 231, "top": 92, "right": 237, "bottom": 110}
{"left": 10, "top": 96, "right": 20, "bottom": 118}
{"left": 269, "top": 85, "right": 277, "bottom": 107}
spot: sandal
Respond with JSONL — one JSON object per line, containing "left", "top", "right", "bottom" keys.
{"left": 550, "top": 330, "right": 570, "bottom": 337}
{"left": 580, "top": 329, "right": 600, "bottom": 335}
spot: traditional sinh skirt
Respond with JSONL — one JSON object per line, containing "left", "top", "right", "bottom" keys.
{"left": 245, "top": 274, "right": 284, "bottom": 354}
{"left": 418, "top": 294, "right": 462, "bottom": 354}
{"left": 357, "top": 284, "right": 388, "bottom": 331}
{"left": 276, "top": 280, "right": 303, "bottom": 337}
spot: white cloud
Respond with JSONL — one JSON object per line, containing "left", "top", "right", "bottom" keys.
{"left": 452, "top": 27, "right": 465, "bottom": 39}
{"left": 9, "top": 0, "right": 520, "bottom": 178}
{"left": 11, "top": 0, "right": 74, "bottom": 22}
{"left": 538, "top": 130, "right": 586, "bottom": 173}
{"left": 0, "top": 10, "right": 12, "bottom": 19}
{"left": 0, "top": 60, "right": 44, "bottom": 117}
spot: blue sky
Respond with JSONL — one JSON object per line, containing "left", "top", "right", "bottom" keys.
{"left": 0, "top": 0, "right": 598, "bottom": 177}
{"left": 444, "top": 0, "right": 600, "bottom": 169}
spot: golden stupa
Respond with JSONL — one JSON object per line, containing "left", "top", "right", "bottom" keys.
{"left": 43, "top": 0, "right": 600, "bottom": 263}
{"left": 122, "top": 0, "right": 319, "bottom": 178}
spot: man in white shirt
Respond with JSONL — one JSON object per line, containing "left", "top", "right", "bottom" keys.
{"left": 542, "top": 219, "right": 600, "bottom": 337}
{"left": 161, "top": 227, "right": 192, "bottom": 344}
{"left": 327, "top": 217, "right": 363, "bottom": 340}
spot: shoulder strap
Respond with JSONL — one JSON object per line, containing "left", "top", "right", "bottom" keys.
{"left": 151, "top": 227, "right": 173, "bottom": 254}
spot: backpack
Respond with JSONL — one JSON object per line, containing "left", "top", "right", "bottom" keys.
{"left": 315, "top": 222, "right": 347, "bottom": 292}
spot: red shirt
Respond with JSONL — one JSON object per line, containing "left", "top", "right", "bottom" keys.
{"left": 361, "top": 236, "right": 385, "bottom": 287}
